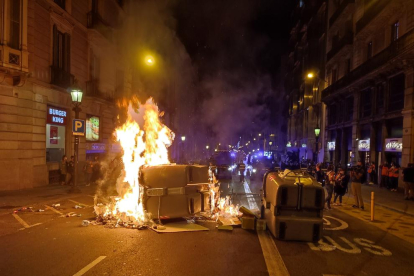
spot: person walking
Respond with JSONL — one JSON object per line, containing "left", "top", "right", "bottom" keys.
{"left": 315, "top": 163, "right": 325, "bottom": 186}
{"left": 402, "top": 163, "right": 414, "bottom": 200}
{"left": 325, "top": 165, "right": 335, "bottom": 210}
{"left": 389, "top": 162, "right": 399, "bottom": 191}
{"left": 333, "top": 167, "right": 349, "bottom": 206}
{"left": 66, "top": 156, "right": 75, "bottom": 186}
{"left": 351, "top": 161, "right": 365, "bottom": 210}
{"left": 59, "top": 155, "right": 67, "bottom": 185}
{"left": 380, "top": 162, "right": 389, "bottom": 188}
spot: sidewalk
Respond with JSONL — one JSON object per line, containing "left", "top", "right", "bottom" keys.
{"left": 0, "top": 184, "right": 95, "bottom": 215}
{"left": 355, "top": 184, "right": 414, "bottom": 216}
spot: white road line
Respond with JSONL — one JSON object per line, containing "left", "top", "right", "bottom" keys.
{"left": 45, "top": 205, "right": 64, "bottom": 215}
{"left": 69, "top": 199, "right": 92, "bottom": 208}
{"left": 12, "top": 213, "right": 30, "bottom": 228}
{"left": 258, "top": 230, "right": 290, "bottom": 276}
{"left": 243, "top": 180, "right": 289, "bottom": 276}
{"left": 73, "top": 256, "right": 106, "bottom": 276}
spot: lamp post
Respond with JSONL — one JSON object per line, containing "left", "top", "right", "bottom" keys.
{"left": 69, "top": 84, "right": 83, "bottom": 193}
{"left": 314, "top": 127, "right": 321, "bottom": 163}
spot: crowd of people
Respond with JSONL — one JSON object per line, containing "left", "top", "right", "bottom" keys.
{"left": 59, "top": 155, "right": 101, "bottom": 186}
{"left": 310, "top": 160, "right": 414, "bottom": 209}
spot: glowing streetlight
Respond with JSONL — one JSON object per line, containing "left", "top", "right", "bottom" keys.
{"left": 258, "top": 133, "right": 262, "bottom": 137}
{"left": 269, "top": 141, "right": 273, "bottom": 146}
{"left": 307, "top": 72, "right": 314, "bottom": 79}
{"left": 206, "top": 145, "right": 209, "bottom": 149}
{"left": 254, "top": 138, "right": 256, "bottom": 141}
{"left": 145, "top": 55, "right": 155, "bottom": 66}
{"left": 181, "top": 136, "right": 186, "bottom": 141}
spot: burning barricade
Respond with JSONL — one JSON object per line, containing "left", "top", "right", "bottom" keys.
{"left": 93, "top": 98, "right": 239, "bottom": 230}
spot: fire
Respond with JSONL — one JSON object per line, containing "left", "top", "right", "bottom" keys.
{"left": 96, "top": 98, "right": 174, "bottom": 225}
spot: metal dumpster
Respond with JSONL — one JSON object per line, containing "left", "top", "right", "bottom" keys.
{"left": 262, "top": 169, "right": 324, "bottom": 242}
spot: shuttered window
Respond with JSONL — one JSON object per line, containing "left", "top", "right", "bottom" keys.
{"left": 52, "top": 25, "right": 70, "bottom": 73}
{"left": 9, "top": 0, "right": 21, "bottom": 49}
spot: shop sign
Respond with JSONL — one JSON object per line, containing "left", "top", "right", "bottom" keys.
{"left": 358, "top": 139, "right": 370, "bottom": 152}
{"left": 328, "top": 142, "right": 335, "bottom": 151}
{"left": 286, "top": 142, "right": 292, "bottom": 148}
{"left": 301, "top": 144, "right": 307, "bottom": 148}
{"left": 86, "top": 143, "right": 106, "bottom": 153}
{"left": 47, "top": 106, "right": 67, "bottom": 126}
{"left": 385, "top": 138, "right": 402, "bottom": 152}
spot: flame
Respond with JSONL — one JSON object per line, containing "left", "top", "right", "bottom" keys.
{"left": 97, "top": 98, "right": 174, "bottom": 225}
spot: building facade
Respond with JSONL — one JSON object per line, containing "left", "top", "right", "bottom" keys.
{"left": 0, "top": 0, "right": 128, "bottom": 190}
{"left": 322, "top": 0, "right": 414, "bottom": 186}
{"left": 286, "top": 0, "right": 328, "bottom": 164}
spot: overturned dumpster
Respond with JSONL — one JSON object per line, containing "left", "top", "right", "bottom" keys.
{"left": 261, "top": 169, "right": 324, "bottom": 242}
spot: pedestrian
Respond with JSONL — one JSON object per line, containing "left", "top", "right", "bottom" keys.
{"left": 66, "top": 156, "right": 75, "bottom": 186}
{"left": 389, "top": 162, "right": 399, "bottom": 191}
{"left": 324, "top": 165, "right": 335, "bottom": 210}
{"left": 238, "top": 162, "right": 246, "bottom": 182}
{"left": 84, "top": 158, "right": 94, "bottom": 186}
{"left": 402, "top": 163, "right": 414, "bottom": 200}
{"left": 333, "top": 167, "right": 349, "bottom": 206}
{"left": 315, "top": 163, "right": 325, "bottom": 186}
{"left": 59, "top": 155, "right": 67, "bottom": 185}
{"left": 368, "top": 162, "right": 377, "bottom": 185}
{"left": 380, "top": 162, "right": 389, "bottom": 188}
{"left": 350, "top": 161, "right": 365, "bottom": 210}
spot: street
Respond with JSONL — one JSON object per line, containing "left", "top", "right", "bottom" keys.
{"left": 1, "top": 177, "right": 413, "bottom": 276}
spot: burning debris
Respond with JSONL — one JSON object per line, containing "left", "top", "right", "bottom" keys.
{"left": 93, "top": 97, "right": 247, "bottom": 231}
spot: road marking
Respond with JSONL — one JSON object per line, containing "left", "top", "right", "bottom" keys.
{"left": 73, "top": 256, "right": 106, "bottom": 276}
{"left": 45, "top": 205, "right": 64, "bottom": 215}
{"left": 69, "top": 199, "right": 92, "bottom": 208}
{"left": 258, "top": 230, "right": 290, "bottom": 276}
{"left": 354, "top": 238, "right": 392, "bottom": 256}
{"left": 12, "top": 213, "right": 30, "bottom": 228}
{"left": 324, "top": 236, "right": 361, "bottom": 254}
{"left": 323, "top": 216, "right": 348, "bottom": 231}
{"left": 242, "top": 180, "right": 289, "bottom": 276}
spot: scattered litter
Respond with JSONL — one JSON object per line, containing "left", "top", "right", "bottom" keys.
{"left": 186, "top": 218, "right": 195, "bottom": 224}
{"left": 66, "top": 212, "right": 75, "bottom": 217}
{"left": 52, "top": 204, "right": 60, "bottom": 207}
{"left": 151, "top": 222, "right": 209, "bottom": 233}
{"left": 74, "top": 205, "right": 83, "bottom": 209}
{"left": 239, "top": 206, "right": 257, "bottom": 218}
{"left": 82, "top": 220, "right": 90, "bottom": 227}
{"left": 218, "top": 216, "right": 241, "bottom": 226}
{"left": 38, "top": 209, "right": 45, "bottom": 212}
{"left": 218, "top": 225, "right": 233, "bottom": 231}
{"left": 77, "top": 214, "right": 82, "bottom": 217}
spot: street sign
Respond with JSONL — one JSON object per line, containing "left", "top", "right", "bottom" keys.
{"left": 72, "top": 119, "right": 85, "bottom": 136}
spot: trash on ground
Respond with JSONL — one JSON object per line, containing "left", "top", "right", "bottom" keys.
{"left": 52, "top": 204, "right": 60, "bottom": 207}
{"left": 77, "top": 214, "right": 82, "bottom": 217}
{"left": 151, "top": 222, "right": 209, "bottom": 233}
{"left": 82, "top": 220, "right": 90, "bottom": 227}
{"left": 218, "top": 225, "right": 233, "bottom": 231}
{"left": 239, "top": 206, "right": 257, "bottom": 218}
{"left": 74, "top": 205, "right": 83, "bottom": 209}
{"left": 38, "top": 209, "right": 45, "bottom": 212}
{"left": 218, "top": 216, "right": 241, "bottom": 226}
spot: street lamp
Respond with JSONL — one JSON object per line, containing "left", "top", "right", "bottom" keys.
{"left": 206, "top": 145, "right": 209, "bottom": 149}
{"left": 314, "top": 126, "right": 321, "bottom": 163}
{"left": 307, "top": 72, "right": 314, "bottom": 79}
{"left": 69, "top": 83, "right": 83, "bottom": 193}
{"left": 181, "top": 136, "right": 186, "bottom": 141}
{"left": 258, "top": 133, "right": 262, "bottom": 137}
{"left": 145, "top": 55, "right": 155, "bottom": 66}
{"left": 269, "top": 141, "right": 273, "bottom": 146}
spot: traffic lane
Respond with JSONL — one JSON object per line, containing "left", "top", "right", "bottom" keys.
{"left": 219, "top": 176, "right": 262, "bottom": 209}
{"left": 0, "top": 207, "right": 268, "bottom": 276}
{"left": 275, "top": 209, "right": 414, "bottom": 276}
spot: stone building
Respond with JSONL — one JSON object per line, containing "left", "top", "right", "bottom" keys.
{"left": 322, "top": 0, "right": 414, "bottom": 185}
{"left": 0, "top": 0, "right": 128, "bottom": 190}
{"left": 286, "top": 0, "right": 328, "bottom": 164}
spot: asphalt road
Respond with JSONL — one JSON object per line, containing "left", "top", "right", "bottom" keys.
{"left": 0, "top": 173, "right": 413, "bottom": 276}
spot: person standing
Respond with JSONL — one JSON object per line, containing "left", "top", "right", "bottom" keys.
{"left": 59, "top": 155, "right": 67, "bottom": 185}
{"left": 380, "top": 162, "right": 389, "bottom": 188}
{"left": 389, "top": 162, "right": 399, "bottom": 191}
{"left": 315, "top": 163, "right": 325, "bottom": 186}
{"left": 351, "top": 161, "right": 365, "bottom": 210}
{"left": 84, "top": 159, "right": 94, "bottom": 186}
{"left": 368, "top": 162, "right": 377, "bottom": 185}
{"left": 66, "top": 156, "right": 75, "bottom": 186}
{"left": 325, "top": 165, "right": 335, "bottom": 210}
{"left": 333, "top": 168, "right": 349, "bottom": 206}
{"left": 402, "top": 163, "right": 414, "bottom": 200}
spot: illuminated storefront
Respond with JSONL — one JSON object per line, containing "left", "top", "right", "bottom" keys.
{"left": 46, "top": 105, "right": 67, "bottom": 162}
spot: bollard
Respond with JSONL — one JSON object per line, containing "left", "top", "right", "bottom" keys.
{"left": 371, "top": 192, "right": 375, "bottom": 222}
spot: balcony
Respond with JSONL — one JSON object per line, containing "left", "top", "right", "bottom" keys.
{"left": 86, "top": 80, "right": 114, "bottom": 101}
{"left": 50, "top": 66, "right": 74, "bottom": 89}
{"left": 329, "top": 0, "right": 355, "bottom": 27}
{"left": 322, "top": 28, "right": 414, "bottom": 100}
{"left": 356, "top": 0, "right": 389, "bottom": 34}
{"left": 327, "top": 31, "right": 353, "bottom": 61}
{"left": 87, "top": 11, "right": 114, "bottom": 42}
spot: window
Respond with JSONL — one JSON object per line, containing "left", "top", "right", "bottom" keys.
{"left": 392, "top": 21, "right": 399, "bottom": 42}
{"left": 376, "top": 84, "right": 384, "bottom": 114}
{"left": 52, "top": 25, "right": 70, "bottom": 72}
{"left": 9, "top": 0, "right": 21, "bottom": 49}
{"left": 345, "top": 58, "right": 351, "bottom": 75}
{"left": 328, "top": 104, "right": 337, "bottom": 125}
{"left": 54, "top": 0, "right": 65, "bottom": 10}
{"left": 346, "top": 97, "right": 354, "bottom": 121}
{"left": 360, "top": 88, "right": 372, "bottom": 118}
{"left": 388, "top": 73, "right": 405, "bottom": 112}
{"left": 367, "top": 41, "right": 373, "bottom": 59}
